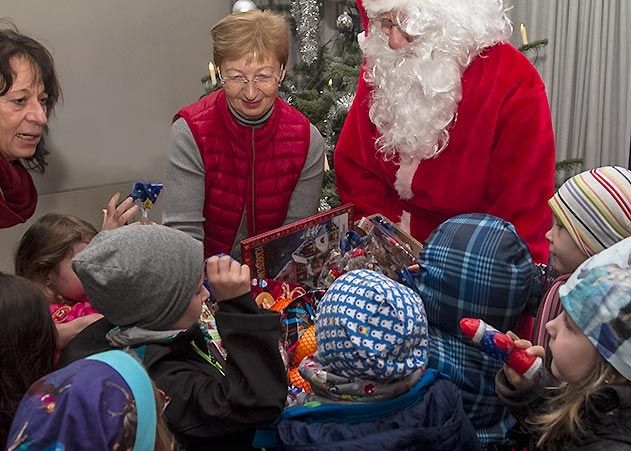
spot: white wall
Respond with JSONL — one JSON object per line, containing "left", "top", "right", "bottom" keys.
{"left": 0, "top": 1, "right": 230, "bottom": 271}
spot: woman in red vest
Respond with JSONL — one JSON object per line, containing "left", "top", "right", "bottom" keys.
{"left": 163, "top": 10, "right": 325, "bottom": 259}
{"left": 0, "top": 25, "right": 61, "bottom": 229}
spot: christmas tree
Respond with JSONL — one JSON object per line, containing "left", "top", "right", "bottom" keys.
{"left": 281, "top": 1, "right": 362, "bottom": 210}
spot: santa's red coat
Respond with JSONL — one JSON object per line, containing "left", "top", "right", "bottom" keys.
{"left": 335, "top": 35, "right": 555, "bottom": 263}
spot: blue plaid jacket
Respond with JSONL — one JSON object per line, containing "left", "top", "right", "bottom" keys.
{"left": 415, "top": 214, "right": 538, "bottom": 448}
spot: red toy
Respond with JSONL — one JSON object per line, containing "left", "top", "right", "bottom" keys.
{"left": 460, "top": 318, "right": 542, "bottom": 379}
{"left": 49, "top": 300, "right": 99, "bottom": 324}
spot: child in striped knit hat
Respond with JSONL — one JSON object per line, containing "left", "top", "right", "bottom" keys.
{"left": 532, "top": 165, "right": 630, "bottom": 365}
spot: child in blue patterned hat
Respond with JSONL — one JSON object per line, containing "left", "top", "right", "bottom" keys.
{"left": 496, "top": 236, "right": 631, "bottom": 449}
{"left": 254, "top": 269, "right": 480, "bottom": 451}
{"left": 415, "top": 213, "right": 539, "bottom": 449}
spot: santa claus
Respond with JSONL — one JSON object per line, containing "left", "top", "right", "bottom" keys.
{"left": 335, "top": 0, "right": 555, "bottom": 263}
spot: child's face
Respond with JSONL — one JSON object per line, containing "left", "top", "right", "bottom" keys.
{"left": 545, "top": 216, "right": 587, "bottom": 274}
{"left": 546, "top": 310, "right": 599, "bottom": 382}
{"left": 170, "top": 272, "right": 209, "bottom": 330}
{"left": 48, "top": 242, "right": 88, "bottom": 303}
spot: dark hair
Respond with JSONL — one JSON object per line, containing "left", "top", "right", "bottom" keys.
{"left": 15, "top": 213, "right": 98, "bottom": 291}
{"left": 0, "top": 273, "right": 56, "bottom": 444}
{"left": 0, "top": 20, "right": 62, "bottom": 172}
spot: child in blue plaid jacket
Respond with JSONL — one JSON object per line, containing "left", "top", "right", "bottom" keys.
{"left": 496, "top": 237, "right": 631, "bottom": 449}
{"left": 414, "top": 213, "right": 540, "bottom": 449}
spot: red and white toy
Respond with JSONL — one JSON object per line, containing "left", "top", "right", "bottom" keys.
{"left": 460, "top": 318, "right": 542, "bottom": 379}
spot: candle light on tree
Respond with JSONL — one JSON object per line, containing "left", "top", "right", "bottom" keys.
{"left": 208, "top": 61, "right": 217, "bottom": 86}
{"left": 519, "top": 23, "right": 529, "bottom": 46}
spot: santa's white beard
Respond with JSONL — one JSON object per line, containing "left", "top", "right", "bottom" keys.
{"left": 363, "top": 31, "right": 467, "bottom": 163}
{"left": 360, "top": 1, "right": 511, "bottom": 200}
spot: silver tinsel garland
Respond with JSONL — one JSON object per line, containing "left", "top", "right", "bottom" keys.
{"left": 290, "top": 0, "right": 321, "bottom": 65}
{"left": 323, "top": 92, "right": 355, "bottom": 152}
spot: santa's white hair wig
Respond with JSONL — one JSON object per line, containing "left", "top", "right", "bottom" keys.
{"left": 361, "top": 0, "right": 511, "bottom": 199}
{"left": 362, "top": 0, "right": 512, "bottom": 69}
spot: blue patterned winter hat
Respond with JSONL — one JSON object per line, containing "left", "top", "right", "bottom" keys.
{"left": 316, "top": 269, "right": 428, "bottom": 381}
{"left": 559, "top": 236, "right": 631, "bottom": 381}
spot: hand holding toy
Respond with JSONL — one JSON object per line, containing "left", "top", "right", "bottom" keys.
{"left": 460, "top": 318, "right": 542, "bottom": 379}
{"left": 206, "top": 255, "right": 251, "bottom": 302}
{"left": 101, "top": 192, "right": 139, "bottom": 230}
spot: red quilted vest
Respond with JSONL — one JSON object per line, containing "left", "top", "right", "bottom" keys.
{"left": 175, "top": 89, "right": 311, "bottom": 258}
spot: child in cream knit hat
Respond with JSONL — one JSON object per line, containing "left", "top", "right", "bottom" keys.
{"left": 532, "top": 166, "right": 631, "bottom": 364}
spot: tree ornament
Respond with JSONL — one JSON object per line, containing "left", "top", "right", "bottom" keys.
{"left": 232, "top": 0, "right": 257, "bottom": 13}
{"left": 324, "top": 93, "right": 355, "bottom": 153}
{"left": 336, "top": 11, "right": 353, "bottom": 33}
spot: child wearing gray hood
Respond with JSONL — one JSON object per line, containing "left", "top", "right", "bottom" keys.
{"left": 58, "top": 224, "right": 287, "bottom": 451}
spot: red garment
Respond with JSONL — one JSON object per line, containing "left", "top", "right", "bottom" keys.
{"left": 335, "top": 43, "right": 555, "bottom": 263}
{"left": 176, "top": 89, "right": 311, "bottom": 257}
{"left": 0, "top": 156, "right": 37, "bottom": 228}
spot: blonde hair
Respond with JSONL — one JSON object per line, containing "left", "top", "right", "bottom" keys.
{"left": 531, "top": 356, "right": 627, "bottom": 448}
{"left": 211, "top": 10, "right": 290, "bottom": 68}
{"left": 15, "top": 213, "right": 97, "bottom": 288}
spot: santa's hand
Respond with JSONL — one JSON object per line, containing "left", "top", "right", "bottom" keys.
{"left": 101, "top": 192, "right": 139, "bottom": 230}
{"left": 206, "top": 255, "right": 251, "bottom": 302}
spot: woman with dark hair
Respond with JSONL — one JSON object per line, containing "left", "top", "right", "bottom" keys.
{"left": 0, "top": 22, "right": 61, "bottom": 228}
{"left": 0, "top": 273, "right": 56, "bottom": 446}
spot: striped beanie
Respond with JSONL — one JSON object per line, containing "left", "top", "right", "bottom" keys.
{"left": 549, "top": 166, "right": 631, "bottom": 257}
{"left": 559, "top": 236, "right": 631, "bottom": 381}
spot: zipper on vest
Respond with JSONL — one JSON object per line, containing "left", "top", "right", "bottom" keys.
{"left": 250, "top": 127, "right": 256, "bottom": 235}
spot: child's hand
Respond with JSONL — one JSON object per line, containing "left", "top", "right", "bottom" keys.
{"left": 504, "top": 331, "right": 545, "bottom": 391}
{"left": 55, "top": 313, "right": 103, "bottom": 349}
{"left": 101, "top": 192, "right": 139, "bottom": 230}
{"left": 206, "top": 255, "right": 251, "bottom": 302}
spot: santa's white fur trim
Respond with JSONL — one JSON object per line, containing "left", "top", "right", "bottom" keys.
{"left": 399, "top": 211, "right": 411, "bottom": 233}
{"left": 363, "top": 0, "right": 414, "bottom": 17}
{"left": 357, "top": 31, "right": 366, "bottom": 47}
{"left": 394, "top": 157, "right": 420, "bottom": 200}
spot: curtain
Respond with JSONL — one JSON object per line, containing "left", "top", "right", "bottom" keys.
{"left": 507, "top": 0, "right": 631, "bottom": 169}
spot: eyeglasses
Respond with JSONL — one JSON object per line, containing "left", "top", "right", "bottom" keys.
{"left": 371, "top": 17, "right": 416, "bottom": 43}
{"left": 219, "top": 72, "right": 282, "bottom": 91}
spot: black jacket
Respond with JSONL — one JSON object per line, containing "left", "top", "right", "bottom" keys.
{"left": 60, "top": 294, "right": 288, "bottom": 450}
{"left": 496, "top": 369, "right": 631, "bottom": 450}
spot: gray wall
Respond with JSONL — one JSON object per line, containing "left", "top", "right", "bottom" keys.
{"left": 0, "top": 1, "right": 229, "bottom": 271}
